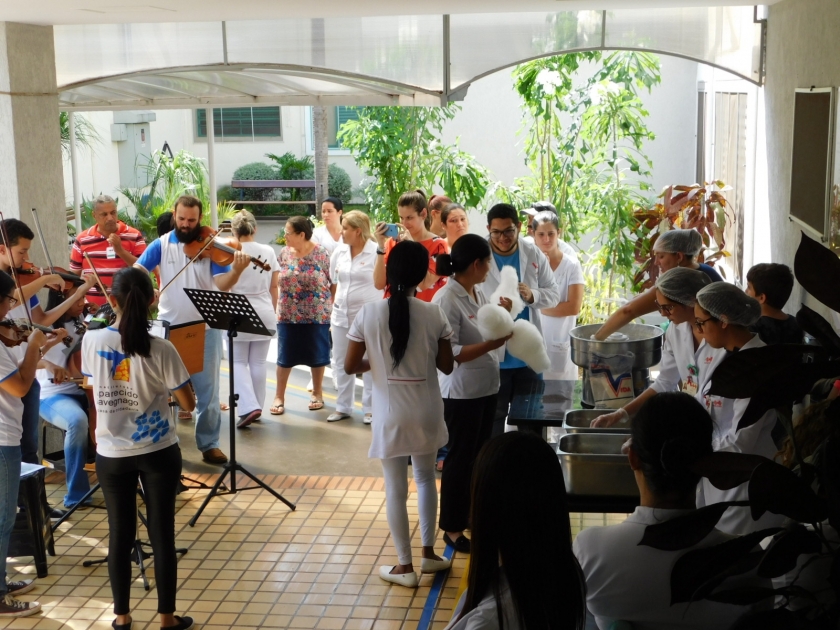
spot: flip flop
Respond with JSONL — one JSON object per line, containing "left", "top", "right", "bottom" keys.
{"left": 308, "top": 397, "right": 324, "bottom": 411}
{"left": 178, "top": 410, "right": 192, "bottom": 420}
{"left": 270, "top": 399, "right": 285, "bottom": 415}
{"left": 220, "top": 402, "right": 230, "bottom": 411}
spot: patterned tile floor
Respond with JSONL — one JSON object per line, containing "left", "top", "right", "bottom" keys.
{"left": 0, "top": 472, "right": 628, "bottom": 630}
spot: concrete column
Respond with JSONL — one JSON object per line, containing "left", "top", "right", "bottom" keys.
{"left": 0, "top": 22, "right": 67, "bottom": 266}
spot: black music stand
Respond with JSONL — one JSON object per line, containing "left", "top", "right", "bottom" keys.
{"left": 184, "top": 289, "right": 296, "bottom": 527}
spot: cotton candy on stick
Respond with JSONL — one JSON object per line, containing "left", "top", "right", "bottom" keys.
{"left": 477, "top": 266, "right": 550, "bottom": 373}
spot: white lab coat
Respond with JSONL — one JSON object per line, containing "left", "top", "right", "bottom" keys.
{"left": 574, "top": 506, "right": 769, "bottom": 630}
{"left": 478, "top": 237, "right": 561, "bottom": 336}
{"left": 649, "top": 321, "right": 725, "bottom": 404}
{"left": 700, "top": 334, "right": 784, "bottom": 535}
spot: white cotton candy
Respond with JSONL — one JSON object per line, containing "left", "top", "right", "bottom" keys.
{"left": 477, "top": 304, "right": 515, "bottom": 340}
{"left": 507, "top": 319, "right": 551, "bottom": 373}
{"left": 488, "top": 266, "right": 526, "bottom": 318}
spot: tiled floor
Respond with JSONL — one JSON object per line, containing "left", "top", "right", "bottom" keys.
{"left": 3, "top": 472, "right": 628, "bottom": 630}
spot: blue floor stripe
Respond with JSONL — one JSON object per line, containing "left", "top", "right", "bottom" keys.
{"left": 417, "top": 545, "right": 456, "bottom": 630}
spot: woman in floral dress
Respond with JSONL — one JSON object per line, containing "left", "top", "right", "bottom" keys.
{"left": 271, "top": 216, "right": 333, "bottom": 415}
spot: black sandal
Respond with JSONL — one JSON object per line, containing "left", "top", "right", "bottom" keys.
{"left": 112, "top": 620, "right": 132, "bottom": 630}
{"left": 443, "top": 532, "right": 471, "bottom": 553}
{"left": 162, "top": 616, "right": 194, "bottom": 630}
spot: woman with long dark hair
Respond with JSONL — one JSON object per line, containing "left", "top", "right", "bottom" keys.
{"left": 82, "top": 268, "right": 195, "bottom": 630}
{"left": 345, "top": 241, "right": 454, "bottom": 588}
{"left": 447, "top": 431, "right": 585, "bottom": 629}
{"left": 432, "top": 234, "right": 511, "bottom": 553}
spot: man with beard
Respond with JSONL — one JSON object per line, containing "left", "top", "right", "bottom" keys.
{"left": 70, "top": 194, "right": 147, "bottom": 305}
{"left": 135, "top": 195, "right": 250, "bottom": 464}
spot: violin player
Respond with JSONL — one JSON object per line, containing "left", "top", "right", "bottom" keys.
{"left": 135, "top": 195, "right": 250, "bottom": 465}
{"left": 0, "top": 218, "right": 96, "bottom": 477}
{"left": 69, "top": 195, "right": 146, "bottom": 306}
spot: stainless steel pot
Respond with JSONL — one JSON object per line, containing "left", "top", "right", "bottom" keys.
{"left": 563, "top": 409, "right": 631, "bottom": 434}
{"left": 557, "top": 433, "right": 638, "bottom": 497}
{"left": 569, "top": 324, "right": 665, "bottom": 408}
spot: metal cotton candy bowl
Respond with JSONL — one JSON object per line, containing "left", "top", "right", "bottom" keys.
{"left": 569, "top": 323, "right": 664, "bottom": 407}
{"left": 557, "top": 433, "right": 639, "bottom": 498}
{"left": 562, "top": 409, "right": 631, "bottom": 434}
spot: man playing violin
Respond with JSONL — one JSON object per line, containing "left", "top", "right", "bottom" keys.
{"left": 135, "top": 195, "right": 250, "bottom": 465}
{"left": 0, "top": 218, "right": 97, "bottom": 476}
{"left": 69, "top": 195, "right": 146, "bottom": 306}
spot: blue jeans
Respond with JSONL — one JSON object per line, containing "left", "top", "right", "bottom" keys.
{"left": 40, "top": 393, "right": 91, "bottom": 508}
{"left": 20, "top": 381, "right": 40, "bottom": 465}
{"left": 0, "top": 445, "right": 21, "bottom": 596}
{"left": 192, "top": 328, "right": 222, "bottom": 452}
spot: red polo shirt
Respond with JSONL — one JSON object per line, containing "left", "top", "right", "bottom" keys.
{"left": 69, "top": 221, "right": 146, "bottom": 305}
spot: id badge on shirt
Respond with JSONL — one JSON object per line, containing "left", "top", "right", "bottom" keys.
{"left": 681, "top": 363, "right": 699, "bottom": 396}
{"left": 106, "top": 247, "right": 116, "bottom": 259}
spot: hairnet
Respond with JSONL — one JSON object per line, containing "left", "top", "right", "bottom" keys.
{"left": 655, "top": 268, "right": 711, "bottom": 306}
{"left": 653, "top": 229, "right": 703, "bottom": 257}
{"left": 696, "top": 282, "right": 761, "bottom": 327}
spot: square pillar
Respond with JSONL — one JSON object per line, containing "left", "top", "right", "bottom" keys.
{"left": 0, "top": 22, "right": 68, "bottom": 265}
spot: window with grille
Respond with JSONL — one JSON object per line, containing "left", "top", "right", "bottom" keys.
{"left": 196, "top": 107, "right": 282, "bottom": 140}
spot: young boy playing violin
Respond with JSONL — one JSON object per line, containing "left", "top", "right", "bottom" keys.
{"left": 0, "top": 218, "right": 96, "bottom": 499}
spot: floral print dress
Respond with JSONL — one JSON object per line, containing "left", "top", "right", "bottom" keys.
{"left": 276, "top": 244, "right": 332, "bottom": 324}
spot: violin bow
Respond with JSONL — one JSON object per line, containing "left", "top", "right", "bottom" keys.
{"left": 81, "top": 252, "right": 116, "bottom": 308}
{"left": 0, "top": 211, "right": 36, "bottom": 328}
{"left": 157, "top": 225, "right": 232, "bottom": 297}
{"left": 29, "top": 208, "right": 58, "bottom": 278}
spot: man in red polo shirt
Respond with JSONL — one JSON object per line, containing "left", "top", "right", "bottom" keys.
{"left": 69, "top": 195, "right": 146, "bottom": 305}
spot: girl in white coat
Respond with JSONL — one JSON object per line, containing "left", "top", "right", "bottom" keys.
{"left": 345, "top": 241, "right": 454, "bottom": 588}
{"left": 593, "top": 267, "right": 719, "bottom": 428}
{"left": 693, "top": 282, "right": 783, "bottom": 535}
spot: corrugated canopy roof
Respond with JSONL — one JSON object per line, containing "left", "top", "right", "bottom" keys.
{"left": 56, "top": 6, "right": 764, "bottom": 111}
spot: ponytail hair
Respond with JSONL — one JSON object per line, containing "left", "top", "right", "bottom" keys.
{"left": 436, "top": 233, "right": 490, "bottom": 277}
{"left": 111, "top": 267, "right": 154, "bottom": 358}
{"left": 385, "top": 241, "right": 429, "bottom": 369}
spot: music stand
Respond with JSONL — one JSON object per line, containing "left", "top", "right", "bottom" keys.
{"left": 184, "top": 289, "right": 296, "bottom": 527}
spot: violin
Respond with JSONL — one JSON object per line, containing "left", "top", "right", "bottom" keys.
{"left": 183, "top": 226, "right": 271, "bottom": 272}
{"left": 0, "top": 319, "right": 68, "bottom": 348}
{"left": 14, "top": 262, "right": 86, "bottom": 292}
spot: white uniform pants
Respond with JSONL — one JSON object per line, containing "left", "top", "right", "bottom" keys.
{"left": 331, "top": 325, "right": 372, "bottom": 415}
{"left": 231, "top": 339, "right": 271, "bottom": 417}
{"left": 380, "top": 452, "right": 438, "bottom": 566}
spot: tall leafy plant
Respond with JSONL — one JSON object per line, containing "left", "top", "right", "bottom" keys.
{"left": 511, "top": 51, "right": 661, "bottom": 318}
{"left": 337, "top": 105, "right": 492, "bottom": 222}
{"left": 59, "top": 112, "right": 100, "bottom": 159}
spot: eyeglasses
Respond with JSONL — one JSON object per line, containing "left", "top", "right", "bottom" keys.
{"left": 2, "top": 295, "right": 17, "bottom": 307}
{"left": 654, "top": 300, "right": 675, "bottom": 315}
{"left": 694, "top": 316, "right": 716, "bottom": 332}
{"left": 489, "top": 228, "right": 517, "bottom": 241}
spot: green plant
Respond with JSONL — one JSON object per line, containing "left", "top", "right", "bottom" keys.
{"left": 323, "top": 164, "right": 353, "bottom": 204}
{"left": 231, "top": 162, "right": 277, "bottom": 204}
{"left": 59, "top": 112, "right": 100, "bottom": 159}
{"left": 632, "top": 183, "right": 733, "bottom": 289}
{"left": 510, "top": 51, "right": 661, "bottom": 299}
{"left": 337, "top": 105, "right": 492, "bottom": 222}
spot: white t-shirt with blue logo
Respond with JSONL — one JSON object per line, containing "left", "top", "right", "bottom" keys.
{"left": 82, "top": 327, "right": 191, "bottom": 458}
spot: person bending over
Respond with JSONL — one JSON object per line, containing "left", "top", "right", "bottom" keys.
{"left": 345, "top": 241, "right": 454, "bottom": 588}
{"left": 82, "top": 268, "right": 196, "bottom": 630}
{"left": 594, "top": 229, "right": 722, "bottom": 341}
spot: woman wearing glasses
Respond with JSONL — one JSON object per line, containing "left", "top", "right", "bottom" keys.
{"left": 692, "top": 282, "right": 783, "bottom": 535}
{"left": 592, "top": 267, "right": 721, "bottom": 429}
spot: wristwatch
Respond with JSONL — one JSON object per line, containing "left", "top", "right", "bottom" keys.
{"left": 376, "top": 248, "right": 386, "bottom": 255}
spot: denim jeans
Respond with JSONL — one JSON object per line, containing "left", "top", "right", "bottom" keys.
{"left": 40, "top": 393, "right": 91, "bottom": 507}
{"left": 20, "top": 381, "right": 40, "bottom": 465}
{"left": 192, "top": 328, "right": 222, "bottom": 452}
{"left": 0, "top": 445, "right": 21, "bottom": 596}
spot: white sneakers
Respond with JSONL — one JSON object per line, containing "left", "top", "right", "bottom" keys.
{"left": 363, "top": 413, "right": 372, "bottom": 425}
{"left": 378, "top": 556, "right": 452, "bottom": 588}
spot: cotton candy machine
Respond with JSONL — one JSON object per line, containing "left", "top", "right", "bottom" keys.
{"left": 569, "top": 324, "right": 664, "bottom": 409}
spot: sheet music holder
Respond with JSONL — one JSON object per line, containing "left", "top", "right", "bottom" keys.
{"left": 183, "top": 289, "right": 296, "bottom": 526}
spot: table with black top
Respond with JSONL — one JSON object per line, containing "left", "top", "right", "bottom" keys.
{"left": 508, "top": 379, "right": 640, "bottom": 515}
